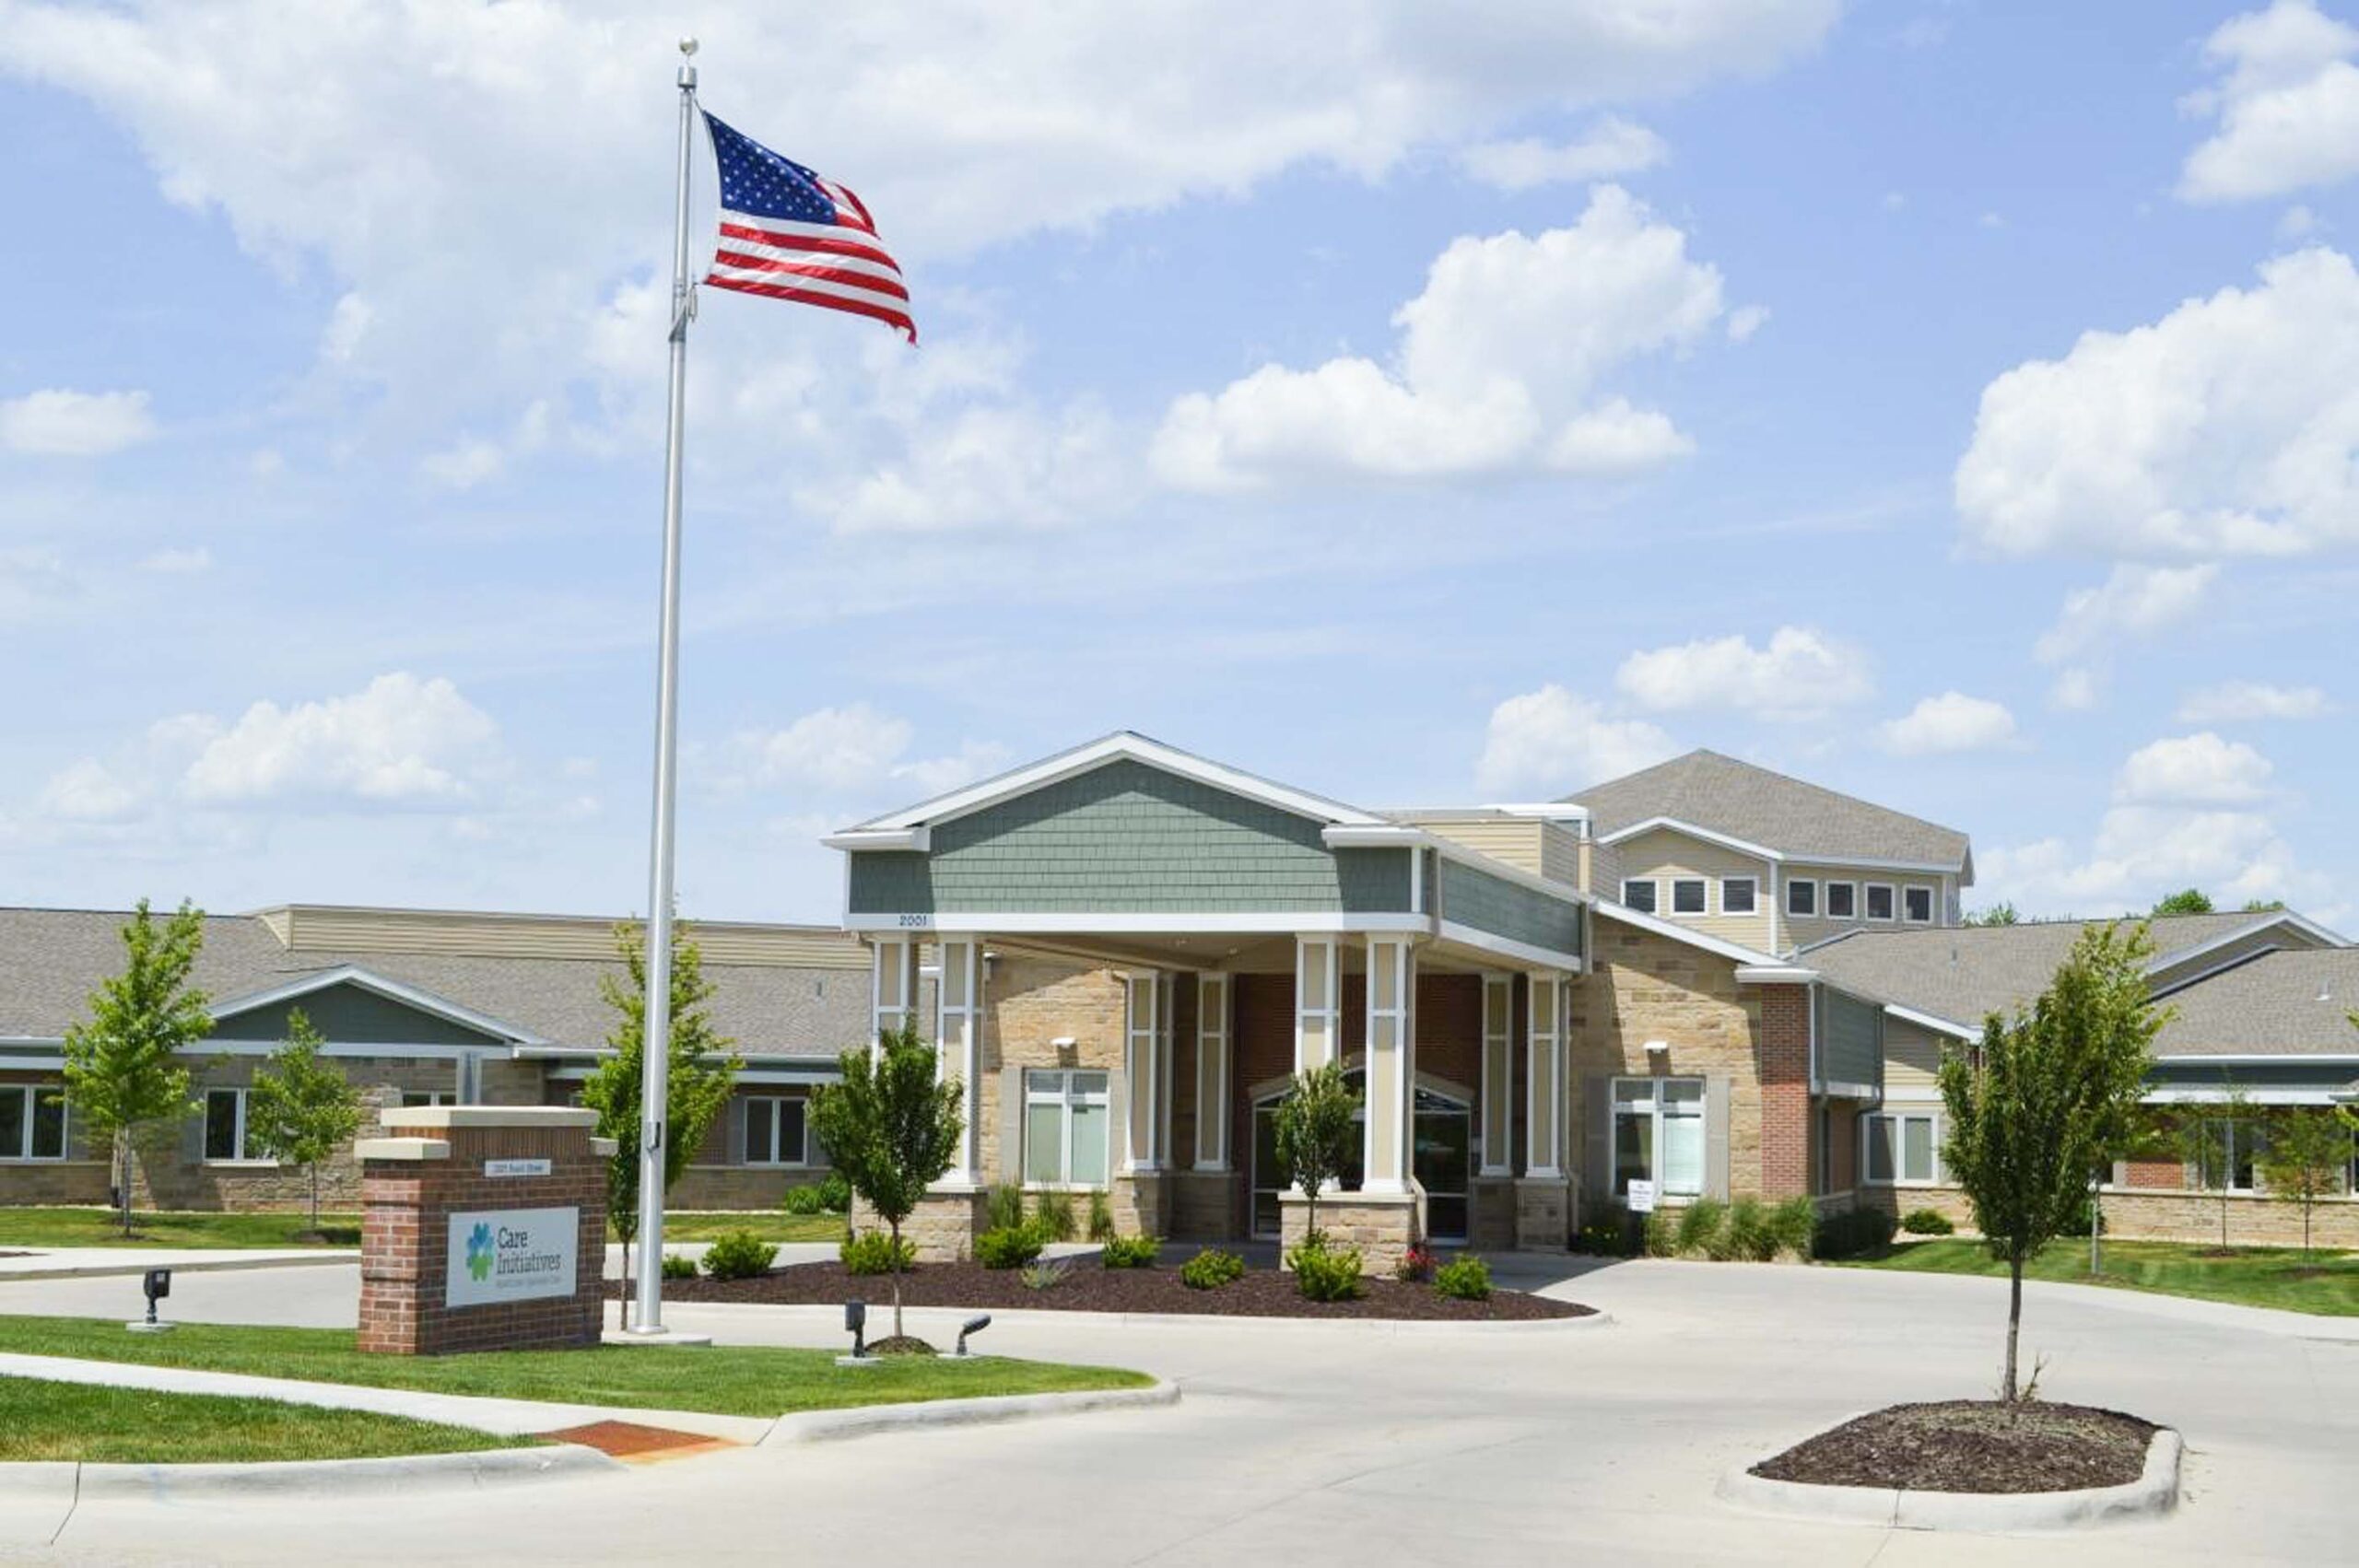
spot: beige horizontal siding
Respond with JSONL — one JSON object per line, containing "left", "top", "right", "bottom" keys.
{"left": 1415, "top": 820, "right": 1544, "bottom": 877}
{"left": 264, "top": 906, "right": 867, "bottom": 969}
{"left": 1611, "top": 827, "right": 1775, "bottom": 952}
{"left": 1882, "top": 1015, "right": 1960, "bottom": 1092}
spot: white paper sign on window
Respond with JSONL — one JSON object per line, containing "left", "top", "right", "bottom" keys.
{"left": 1625, "top": 1178, "right": 1658, "bottom": 1213}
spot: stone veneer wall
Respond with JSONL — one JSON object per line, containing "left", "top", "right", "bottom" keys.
{"left": 1280, "top": 1191, "right": 1416, "bottom": 1272}
{"left": 132, "top": 1059, "right": 464, "bottom": 1213}
{"left": 1860, "top": 1181, "right": 2359, "bottom": 1248}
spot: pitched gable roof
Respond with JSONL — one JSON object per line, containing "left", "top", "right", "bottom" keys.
{"left": 2151, "top": 948, "right": 2359, "bottom": 1058}
{"left": 1565, "top": 749, "right": 1971, "bottom": 872}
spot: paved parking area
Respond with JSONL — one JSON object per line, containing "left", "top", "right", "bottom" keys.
{"left": 0, "top": 1256, "right": 2350, "bottom": 1564}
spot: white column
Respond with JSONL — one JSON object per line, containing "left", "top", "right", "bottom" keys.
{"left": 935, "top": 936, "right": 981, "bottom": 1186}
{"left": 1525, "top": 972, "right": 1566, "bottom": 1179}
{"left": 1122, "top": 972, "right": 1162, "bottom": 1173}
{"left": 1361, "top": 936, "right": 1416, "bottom": 1195}
{"left": 1193, "top": 973, "right": 1231, "bottom": 1171}
{"left": 871, "top": 936, "right": 920, "bottom": 1046}
{"left": 1294, "top": 936, "right": 1340, "bottom": 1073}
{"left": 1478, "top": 971, "right": 1514, "bottom": 1177}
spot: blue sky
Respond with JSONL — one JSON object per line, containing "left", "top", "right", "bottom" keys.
{"left": 4, "top": 0, "right": 2357, "bottom": 927}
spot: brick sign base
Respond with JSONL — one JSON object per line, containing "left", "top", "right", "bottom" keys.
{"left": 358, "top": 1106, "right": 611, "bottom": 1355}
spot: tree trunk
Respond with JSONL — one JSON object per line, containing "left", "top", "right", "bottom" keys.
{"left": 888, "top": 1217, "right": 905, "bottom": 1340}
{"left": 116, "top": 1135, "right": 134, "bottom": 1237}
{"left": 2088, "top": 1173, "right": 2101, "bottom": 1275}
{"left": 310, "top": 1164, "right": 322, "bottom": 1235}
{"left": 2003, "top": 1252, "right": 2025, "bottom": 1404}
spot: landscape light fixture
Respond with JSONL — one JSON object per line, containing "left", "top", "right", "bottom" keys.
{"left": 956, "top": 1314, "right": 992, "bottom": 1358}
{"left": 127, "top": 1267, "right": 174, "bottom": 1334}
{"left": 844, "top": 1297, "right": 868, "bottom": 1358}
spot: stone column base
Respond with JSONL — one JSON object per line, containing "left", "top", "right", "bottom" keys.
{"left": 1110, "top": 1171, "right": 1171, "bottom": 1238}
{"left": 855, "top": 1188, "right": 988, "bottom": 1262}
{"left": 1515, "top": 1176, "right": 1571, "bottom": 1251}
{"left": 1470, "top": 1176, "right": 1519, "bottom": 1251}
{"left": 1279, "top": 1188, "right": 1420, "bottom": 1274}
{"left": 1168, "top": 1169, "right": 1237, "bottom": 1241}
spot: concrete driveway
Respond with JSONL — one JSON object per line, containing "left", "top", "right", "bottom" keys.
{"left": 0, "top": 1255, "right": 2350, "bottom": 1565}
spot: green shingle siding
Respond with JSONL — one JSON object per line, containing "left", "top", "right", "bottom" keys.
{"left": 1821, "top": 990, "right": 1883, "bottom": 1089}
{"left": 845, "top": 759, "right": 1413, "bottom": 917}
{"left": 1436, "top": 860, "right": 1583, "bottom": 959}
{"left": 211, "top": 982, "right": 505, "bottom": 1047}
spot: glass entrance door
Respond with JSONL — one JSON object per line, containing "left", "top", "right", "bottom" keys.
{"left": 1250, "top": 1075, "right": 1473, "bottom": 1243}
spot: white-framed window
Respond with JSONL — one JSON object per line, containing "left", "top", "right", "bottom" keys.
{"left": 2198, "top": 1120, "right": 2265, "bottom": 1193}
{"left": 1903, "top": 885, "right": 1934, "bottom": 924}
{"left": 1787, "top": 879, "right": 1818, "bottom": 917}
{"left": 744, "top": 1094, "right": 809, "bottom": 1166}
{"left": 1612, "top": 1076, "right": 1706, "bottom": 1199}
{"left": 1023, "top": 1070, "right": 1109, "bottom": 1187}
{"left": 1862, "top": 1110, "right": 1939, "bottom": 1185}
{"left": 1825, "top": 881, "right": 1858, "bottom": 919}
{"left": 204, "top": 1088, "right": 255, "bottom": 1162}
{"left": 0, "top": 1083, "right": 65, "bottom": 1162}
{"left": 400, "top": 1090, "right": 454, "bottom": 1108}
{"left": 1864, "top": 883, "right": 1896, "bottom": 922}
{"left": 1720, "top": 877, "right": 1757, "bottom": 915}
{"left": 1671, "top": 878, "right": 1708, "bottom": 915}
{"left": 1620, "top": 878, "right": 1658, "bottom": 914}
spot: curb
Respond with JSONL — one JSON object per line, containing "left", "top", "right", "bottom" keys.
{"left": 0, "top": 1444, "right": 617, "bottom": 1503}
{"left": 0, "top": 1253, "right": 359, "bottom": 1282}
{"left": 668, "top": 1300, "right": 1609, "bottom": 1335}
{"left": 764, "top": 1377, "right": 1180, "bottom": 1444}
{"left": 1716, "top": 1424, "right": 2183, "bottom": 1532}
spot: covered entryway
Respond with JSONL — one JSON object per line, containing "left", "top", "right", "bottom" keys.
{"left": 1250, "top": 1070, "right": 1473, "bottom": 1244}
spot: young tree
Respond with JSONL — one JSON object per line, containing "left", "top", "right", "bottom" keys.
{"left": 1272, "top": 1061, "right": 1360, "bottom": 1242}
{"left": 2151, "top": 888, "right": 2214, "bottom": 916}
{"left": 808, "top": 1024, "right": 963, "bottom": 1341}
{"left": 580, "top": 919, "right": 741, "bottom": 1322}
{"left": 1939, "top": 921, "right": 2164, "bottom": 1403}
{"left": 2167, "top": 1081, "right": 2256, "bottom": 1249}
{"left": 244, "top": 1008, "right": 364, "bottom": 1235}
{"left": 2257, "top": 1106, "right": 2352, "bottom": 1258}
{"left": 1965, "top": 902, "right": 2022, "bottom": 927}
{"left": 61, "top": 900, "right": 212, "bottom": 1237}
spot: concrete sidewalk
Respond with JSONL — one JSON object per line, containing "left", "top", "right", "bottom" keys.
{"left": 0, "top": 1247, "right": 358, "bottom": 1281}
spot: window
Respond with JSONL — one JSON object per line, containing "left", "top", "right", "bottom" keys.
{"left": 1023, "top": 1070, "right": 1109, "bottom": 1186}
{"left": 204, "top": 1088, "right": 254, "bottom": 1162}
{"left": 1825, "top": 882, "right": 1857, "bottom": 919}
{"left": 400, "top": 1091, "right": 454, "bottom": 1108}
{"left": 1864, "top": 883, "right": 1896, "bottom": 921}
{"left": 1719, "top": 878, "right": 1757, "bottom": 915}
{"left": 1612, "top": 1077, "right": 1706, "bottom": 1198}
{"left": 0, "top": 1084, "right": 65, "bottom": 1161}
{"left": 744, "top": 1095, "right": 809, "bottom": 1166}
{"left": 1671, "top": 879, "right": 1708, "bottom": 915}
{"left": 1620, "top": 879, "right": 1658, "bottom": 914}
{"left": 1862, "top": 1110, "right": 1939, "bottom": 1184}
{"left": 1903, "top": 886, "right": 1934, "bottom": 924}
{"left": 2199, "top": 1120, "right": 2265, "bottom": 1192}
{"left": 1787, "top": 879, "right": 1818, "bottom": 917}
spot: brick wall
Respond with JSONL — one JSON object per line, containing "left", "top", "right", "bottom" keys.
{"left": 1757, "top": 986, "right": 1810, "bottom": 1199}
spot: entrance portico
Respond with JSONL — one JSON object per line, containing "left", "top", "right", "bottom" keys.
{"left": 824, "top": 732, "right": 1590, "bottom": 1268}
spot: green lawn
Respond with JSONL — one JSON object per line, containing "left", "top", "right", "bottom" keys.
{"left": 0, "top": 1376, "right": 525, "bottom": 1464}
{"left": 0, "top": 1316, "right": 1149, "bottom": 1418}
{"left": 0, "top": 1207, "right": 845, "bottom": 1250}
{"left": 1839, "top": 1237, "right": 2359, "bottom": 1316}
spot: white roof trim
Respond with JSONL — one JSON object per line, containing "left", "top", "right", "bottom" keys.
{"left": 1591, "top": 898, "right": 1783, "bottom": 969}
{"left": 1883, "top": 1001, "right": 1979, "bottom": 1041}
{"left": 1735, "top": 964, "right": 1819, "bottom": 984}
{"left": 2146, "top": 911, "right": 2353, "bottom": 990}
{"left": 1600, "top": 816, "right": 1784, "bottom": 861}
{"left": 820, "top": 826, "right": 930, "bottom": 853}
{"left": 2154, "top": 1052, "right": 2359, "bottom": 1065}
{"left": 845, "top": 731, "right": 1387, "bottom": 835}
{"left": 1599, "top": 816, "right": 1966, "bottom": 875}
{"left": 208, "top": 965, "right": 546, "bottom": 1046}
{"left": 1320, "top": 825, "right": 1425, "bottom": 848}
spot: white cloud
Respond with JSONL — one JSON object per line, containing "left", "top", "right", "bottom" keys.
{"left": 1474, "top": 685, "right": 1675, "bottom": 796}
{"left": 813, "top": 404, "right": 1130, "bottom": 534}
{"left": 1459, "top": 116, "right": 1667, "bottom": 190}
{"left": 35, "top": 758, "right": 146, "bottom": 824}
{"left": 135, "top": 547, "right": 212, "bottom": 574}
{"left": 0, "top": 389, "right": 155, "bottom": 456}
{"left": 1878, "top": 692, "right": 2018, "bottom": 756}
{"left": 722, "top": 703, "right": 1006, "bottom": 802}
{"left": 2033, "top": 563, "right": 2219, "bottom": 663}
{"left": 1151, "top": 185, "right": 1734, "bottom": 489}
{"left": 181, "top": 673, "right": 501, "bottom": 806}
{"left": 1725, "top": 303, "right": 1770, "bottom": 342}
{"left": 1980, "top": 806, "right": 2325, "bottom": 915}
{"left": 2175, "top": 679, "right": 2333, "bottom": 721}
{"left": 1955, "top": 247, "right": 2359, "bottom": 558}
{"left": 2049, "top": 667, "right": 2102, "bottom": 711}
{"left": 2115, "top": 732, "right": 2274, "bottom": 804}
{"left": 1614, "top": 626, "right": 1871, "bottom": 720}
{"left": 2179, "top": 1, "right": 2359, "bottom": 203}
{"left": 419, "top": 437, "right": 505, "bottom": 491}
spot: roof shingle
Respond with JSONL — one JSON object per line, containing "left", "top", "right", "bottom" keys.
{"left": 1565, "top": 749, "right": 1971, "bottom": 870}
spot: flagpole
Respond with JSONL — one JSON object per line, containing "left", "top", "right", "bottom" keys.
{"left": 628, "top": 34, "right": 699, "bottom": 1340}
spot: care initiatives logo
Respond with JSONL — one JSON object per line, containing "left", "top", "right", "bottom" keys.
{"left": 466, "top": 1222, "right": 495, "bottom": 1283}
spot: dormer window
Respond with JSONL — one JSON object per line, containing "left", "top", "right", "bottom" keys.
{"left": 1825, "top": 882, "right": 1857, "bottom": 919}
{"left": 1865, "top": 883, "right": 1896, "bottom": 921}
{"left": 1787, "top": 879, "right": 1817, "bottom": 917}
{"left": 1621, "top": 879, "right": 1658, "bottom": 913}
{"left": 1719, "top": 878, "right": 1757, "bottom": 915}
{"left": 1671, "top": 879, "right": 1708, "bottom": 915}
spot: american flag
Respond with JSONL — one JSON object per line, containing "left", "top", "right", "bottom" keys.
{"left": 702, "top": 112, "right": 914, "bottom": 344}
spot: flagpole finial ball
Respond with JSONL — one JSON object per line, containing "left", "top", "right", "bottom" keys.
{"left": 679, "top": 36, "right": 698, "bottom": 56}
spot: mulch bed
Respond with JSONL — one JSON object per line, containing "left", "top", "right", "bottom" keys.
{"left": 661, "top": 1256, "right": 1591, "bottom": 1321}
{"left": 1752, "top": 1401, "right": 2159, "bottom": 1494}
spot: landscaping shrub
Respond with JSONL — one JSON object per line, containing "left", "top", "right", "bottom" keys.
{"left": 1287, "top": 1237, "right": 1366, "bottom": 1303}
{"left": 1020, "top": 1258, "right": 1070, "bottom": 1292}
{"left": 1902, "top": 1207, "right": 1955, "bottom": 1236}
{"left": 1813, "top": 1205, "right": 1899, "bottom": 1260}
{"left": 1180, "top": 1248, "right": 1245, "bottom": 1290}
{"left": 1100, "top": 1233, "right": 1161, "bottom": 1269}
{"left": 974, "top": 1223, "right": 1046, "bottom": 1270}
{"left": 700, "top": 1229, "right": 778, "bottom": 1281}
{"left": 660, "top": 1252, "right": 698, "bottom": 1281}
{"left": 1032, "top": 1189, "right": 1078, "bottom": 1242}
{"left": 983, "top": 1183, "right": 1027, "bottom": 1233}
{"left": 1086, "top": 1188, "right": 1118, "bottom": 1243}
{"left": 1643, "top": 1208, "right": 1678, "bottom": 1258}
{"left": 1723, "top": 1197, "right": 1778, "bottom": 1262}
{"left": 1395, "top": 1242, "right": 1438, "bottom": 1283}
{"left": 1768, "top": 1196, "right": 1818, "bottom": 1259}
{"left": 782, "top": 1183, "right": 832, "bottom": 1215}
{"left": 1575, "top": 1204, "right": 1639, "bottom": 1257}
{"left": 840, "top": 1229, "right": 917, "bottom": 1275}
{"left": 816, "top": 1171, "right": 851, "bottom": 1212}
{"left": 1433, "top": 1256, "right": 1492, "bottom": 1301}
{"left": 1673, "top": 1198, "right": 1728, "bottom": 1258}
